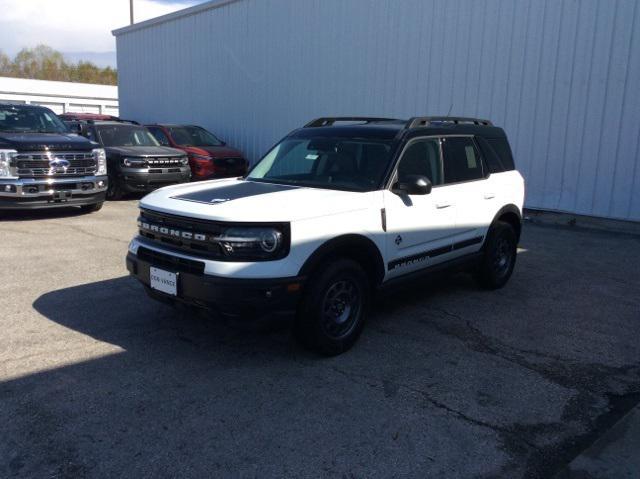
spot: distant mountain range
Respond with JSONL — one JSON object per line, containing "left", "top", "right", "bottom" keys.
{"left": 63, "top": 51, "right": 117, "bottom": 69}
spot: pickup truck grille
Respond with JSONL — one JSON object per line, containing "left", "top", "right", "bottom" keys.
{"left": 13, "top": 152, "right": 97, "bottom": 177}
{"left": 138, "top": 208, "right": 226, "bottom": 260}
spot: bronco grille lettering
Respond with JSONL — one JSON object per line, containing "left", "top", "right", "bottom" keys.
{"left": 138, "top": 221, "right": 208, "bottom": 242}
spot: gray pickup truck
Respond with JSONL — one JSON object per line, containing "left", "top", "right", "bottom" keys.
{"left": 0, "top": 103, "right": 107, "bottom": 212}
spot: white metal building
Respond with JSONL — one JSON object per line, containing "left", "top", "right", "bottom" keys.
{"left": 0, "top": 76, "right": 119, "bottom": 116}
{"left": 114, "top": 0, "right": 640, "bottom": 222}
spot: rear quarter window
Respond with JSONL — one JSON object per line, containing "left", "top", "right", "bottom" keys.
{"left": 486, "top": 137, "right": 515, "bottom": 171}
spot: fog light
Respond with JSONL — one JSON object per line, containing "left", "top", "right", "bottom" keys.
{"left": 3, "top": 185, "right": 16, "bottom": 193}
{"left": 97, "top": 180, "right": 105, "bottom": 188}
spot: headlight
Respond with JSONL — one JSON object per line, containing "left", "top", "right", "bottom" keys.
{"left": 123, "top": 157, "right": 146, "bottom": 167}
{"left": 0, "top": 149, "right": 18, "bottom": 178}
{"left": 92, "top": 148, "right": 107, "bottom": 175}
{"left": 190, "top": 154, "right": 212, "bottom": 162}
{"left": 180, "top": 157, "right": 189, "bottom": 165}
{"left": 216, "top": 226, "right": 287, "bottom": 260}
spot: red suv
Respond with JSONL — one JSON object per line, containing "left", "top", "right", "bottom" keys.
{"left": 146, "top": 124, "right": 248, "bottom": 180}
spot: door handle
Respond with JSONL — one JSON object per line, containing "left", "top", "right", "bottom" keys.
{"left": 436, "top": 202, "right": 451, "bottom": 209}
{"left": 484, "top": 193, "right": 495, "bottom": 200}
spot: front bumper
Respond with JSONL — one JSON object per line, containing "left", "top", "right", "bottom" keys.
{"left": 126, "top": 250, "right": 305, "bottom": 320}
{"left": 0, "top": 175, "right": 108, "bottom": 209}
{"left": 119, "top": 167, "right": 191, "bottom": 192}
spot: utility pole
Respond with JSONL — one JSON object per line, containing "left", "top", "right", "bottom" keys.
{"left": 129, "top": 0, "right": 134, "bottom": 24}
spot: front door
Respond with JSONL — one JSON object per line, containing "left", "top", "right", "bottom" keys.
{"left": 383, "top": 137, "right": 458, "bottom": 280}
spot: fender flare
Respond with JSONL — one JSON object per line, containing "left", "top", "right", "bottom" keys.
{"left": 298, "top": 234, "right": 385, "bottom": 286}
{"left": 490, "top": 204, "right": 522, "bottom": 240}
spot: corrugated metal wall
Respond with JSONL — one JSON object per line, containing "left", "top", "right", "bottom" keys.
{"left": 115, "top": 0, "right": 640, "bottom": 221}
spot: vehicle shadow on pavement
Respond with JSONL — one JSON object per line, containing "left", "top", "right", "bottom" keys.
{"left": 5, "top": 233, "right": 640, "bottom": 479}
{"left": 6, "top": 273, "right": 492, "bottom": 479}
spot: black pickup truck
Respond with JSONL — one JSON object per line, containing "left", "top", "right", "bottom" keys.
{"left": 0, "top": 104, "right": 107, "bottom": 212}
{"left": 66, "top": 118, "right": 191, "bottom": 199}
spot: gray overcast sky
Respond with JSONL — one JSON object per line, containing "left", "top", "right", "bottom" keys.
{"left": 0, "top": 0, "right": 199, "bottom": 67}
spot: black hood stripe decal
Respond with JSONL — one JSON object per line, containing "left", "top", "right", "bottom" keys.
{"left": 171, "top": 181, "right": 299, "bottom": 205}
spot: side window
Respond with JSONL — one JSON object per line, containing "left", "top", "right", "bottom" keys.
{"left": 148, "top": 127, "right": 170, "bottom": 146}
{"left": 84, "top": 127, "right": 97, "bottom": 142}
{"left": 396, "top": 138, "right": 443, "bottom": 186}
{"left": 486, "top": 137, "right": 515, "bottom": 171}
{"left": 475, "top": 136, "right": 504, "bottom": 174}
{"left": 442, "top": 137, "right": 485, "bottom": 184}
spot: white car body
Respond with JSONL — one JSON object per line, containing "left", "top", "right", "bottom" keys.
{"left": 129, "top": 168, "right": 524, "bottom": 280}
{"left": 126, "top": 117, "right": 525, "bottom": 355}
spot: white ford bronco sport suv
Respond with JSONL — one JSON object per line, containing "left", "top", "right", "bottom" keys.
{"left": 127, "top": 116, "right": 524, "bottom": 355}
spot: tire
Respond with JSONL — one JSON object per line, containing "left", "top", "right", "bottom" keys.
{"left": 294, "top": 258, "right": 370, "bottom": 356}
{"left": 80, "top": 202, "right": 103, "bottom": 213}
{"left": 106, "top": 177, "right": 124, "bottom": 200}
{"left": 474, "top": 220, "right": 518, "bottom": 290}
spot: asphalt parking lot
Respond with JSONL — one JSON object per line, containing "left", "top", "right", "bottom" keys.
{"left": 1, "top": 200, "right": 639, "bottom": 478}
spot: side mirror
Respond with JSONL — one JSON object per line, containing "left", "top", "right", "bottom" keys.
{"left": 392, "top": 175, "right": 432, "bottom": 196}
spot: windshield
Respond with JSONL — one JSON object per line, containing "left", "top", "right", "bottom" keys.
{"left": 168, "top": 126, "right": 223, "bottom": 147}
{"left": 96, "top": 125, "right": 160, "bottom": 147}
{"left": 0, "top": 105, "right": 68, "bottom": 134}
{"left": 247, "top": 137, "right": 394, "bottom": 192}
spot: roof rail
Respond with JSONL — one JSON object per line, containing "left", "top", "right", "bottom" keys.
{"left": 304, "top": 117, "right": 399, "bottom": 128}
{"left": 406, "top": 116, "right": 493, "bottom": 128}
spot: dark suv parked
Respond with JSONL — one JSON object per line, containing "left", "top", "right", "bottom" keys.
{"left": 69, "top": 119, "right": 191, "bottom": 199}
{"left": 146, "top": 124, "right": 247, "bottom": 180}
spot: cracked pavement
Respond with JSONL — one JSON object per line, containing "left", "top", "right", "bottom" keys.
{"left": 1, "top": 200, "right": 639, "bottom": 478}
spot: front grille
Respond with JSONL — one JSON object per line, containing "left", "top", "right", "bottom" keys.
{"left": 138, "top": 209, "right": 227, "bottom": 259}
{"left": 137, "top": 246, "right": 205, "bottom": 275}
{"left": 144, "top": 157, "right": 185, "bottom": 168}
{"left": 13, "top": 151, "right": 96, "bottom": 177}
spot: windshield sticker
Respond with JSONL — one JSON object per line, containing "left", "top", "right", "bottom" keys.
{"left": 305, "top": 154, "right": 319, "bottom": 160}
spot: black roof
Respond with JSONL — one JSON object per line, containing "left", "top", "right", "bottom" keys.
{"left": 290, "top": 116, "right": 506, "bottom": 140}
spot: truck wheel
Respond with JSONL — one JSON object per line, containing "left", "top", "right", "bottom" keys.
{"left": 106, "top": 178, "right": 124, "bottom": 200}
{"left": 80, "top": 202, "right": 103, "bottom": 213}
{"left": 474, "top": 221, "right": 517, "bottom": 290}
{"left": 294, "top": 258, "right": 370, "bottom": 356}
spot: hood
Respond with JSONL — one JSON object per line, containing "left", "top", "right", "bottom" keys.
{"left": 181, "top": 145, "right": 244, "bottom": 158}
{"left": 140, "top": 178, "right": 375, "bottom": 222}
{"left": 105, "top": 145, "right": 186, "bottom": 157}
{"left": 0, "top": 132, "right": 94, "bottom": 151}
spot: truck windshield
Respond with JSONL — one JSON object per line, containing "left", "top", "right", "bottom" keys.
{"left": 0, "top": 105, "right": 68, "bottom": 133}
{"left": 96, "top": 125, "right": 160, "bottom": 147}
{"left": 168, "top": 126, "right": 224, "bottom": 147}
{"left": 247, "top": 137, "right": 394, "bottom": 192}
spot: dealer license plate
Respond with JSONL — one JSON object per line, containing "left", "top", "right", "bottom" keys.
{"left": 149, "top": 267, "right": 177, "bottom": 296}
